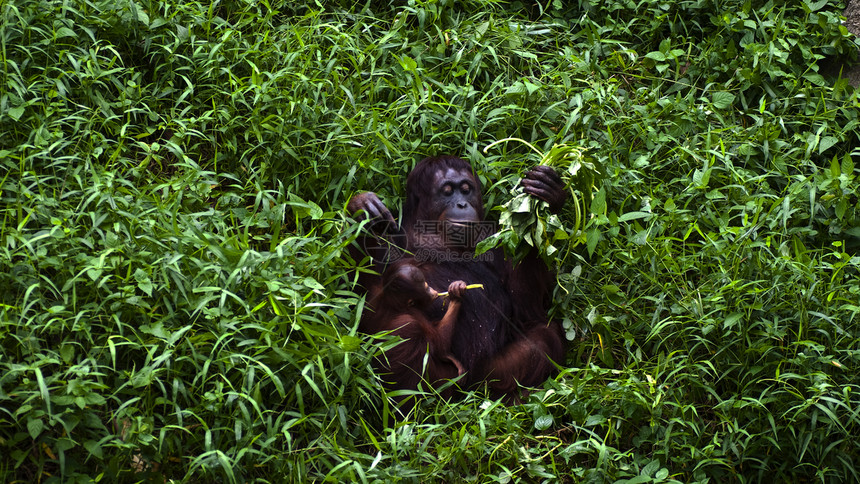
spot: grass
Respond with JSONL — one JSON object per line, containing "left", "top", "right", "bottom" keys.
{"left": 2, "top": 0, "right": 860, "bottom": 482}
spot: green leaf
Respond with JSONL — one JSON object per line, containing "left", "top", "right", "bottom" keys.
{"left": 623, "top": 476, "right": 653, "bottom": 484}
{"left": 86, "top": 268, "right": 102, "bottom": 280}
{"left": 724, "top": 312, "right": 743, "bottom": 330}
{"left": 8, "top": 106, "right": 25, "bottom": 121}
{"left": 339, "top": 335, "right": 361, "bottom": 352}
{"left": 398, "top": 55, "right": 417, "bottom": 72}
{"left": 475, "top": 21, "right": 489, "bottom": 39}
{"left": 585, "top": 415, "right": 606, "bottom": 427}
{"left": 475, "top": 233, "right": 499, "bottom": 256}
{"left": 34, "top": 367, "right": 51, "bottom": 414}
{"left": 836, "top": 197, "right": 847, "bottom": 219}
{"left": 27, "top": 418, "right": 44, "bottom": 439}
{"left": 842, "top": 154, "right": 855, "bottom": 176}
{"left": 617, "top": 211, "right": 652, "bottom": 223}
{"left": 803, "top": 72, "right": 826, "bottom": 86}
{"left": 513, "top": 50, "right": 538, "bottom": 61}
{"left": 510, "top": 194, "right": 532, "bottom": 213}
{"left": 84, "top": 440, "right": 104, "bottom": 459}
{"left": 288, "top": 194, "right": 324, "bottom": 219}
{"left": 534, "top": 414, "right": 554, "bottom": 430}
{"left": 586, "top": 227, "right": 600, "bottom": 256}
{"left": 134, "top": 268, "right": 154, "bottom": 297}
{"left": 645, "top": 51, "right": 666, "bottom": 62}
{"left": 831, "top": 157, "right": 841, "bottom": 178}
{"left": 505, "top": 81, "right": 526, "bottom": 96}
{"left": 692, "top": 168, "right": 711, "bottom": 188}
{"left": 55, "top": 27, "right": 76, "bottom": 39}
{"left": 131, "top": 1, "right": 150, "bottom": 25}
{"left": 711, "top": 92, "right": 736, "bottom": 109}
{"left": 590, "top": 188, "right": 606, "bottom": 215}
{"left": 818, "top": 136, "right": 838, "bottom": 155}
{"left": 805, "top": 0, "right": 828, "bottom": 11}
{"left": 60, "top": 344, "right": 74, "bottom": 363}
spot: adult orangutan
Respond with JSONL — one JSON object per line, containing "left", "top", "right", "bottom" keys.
{"left": 349, "top": 155, "right": 566, "bottom": 402}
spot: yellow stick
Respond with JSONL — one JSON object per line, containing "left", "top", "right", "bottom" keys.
{"left": 436, "top": 284, "right": 484, "bottom": 298}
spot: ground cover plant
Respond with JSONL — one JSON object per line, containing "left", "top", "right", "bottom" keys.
{"left": 2, "top": 0, "right": 860, "bottom": 482}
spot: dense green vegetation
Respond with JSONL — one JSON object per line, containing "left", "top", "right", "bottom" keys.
{"left": 2, "top": 0, "right": 860, "bottom": 481}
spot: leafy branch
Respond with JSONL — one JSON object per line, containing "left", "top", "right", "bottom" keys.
{"left": 477, "top": 138, "right": 603, "bottom": 265}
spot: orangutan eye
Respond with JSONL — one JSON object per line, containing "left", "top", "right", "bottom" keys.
{"left": 442, "top": 185, "right": 453, "bottom": 196}
{"left": 460, "top": 183, "right": 470, "bottom": 194}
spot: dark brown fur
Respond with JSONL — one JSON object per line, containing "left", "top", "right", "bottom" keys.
{"left": 350, "top": 155, "right": 566, "bottom": 403}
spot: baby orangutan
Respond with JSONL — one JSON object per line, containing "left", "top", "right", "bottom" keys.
{"left": 365, "top": 260, "right": 468, "bottom": 400}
